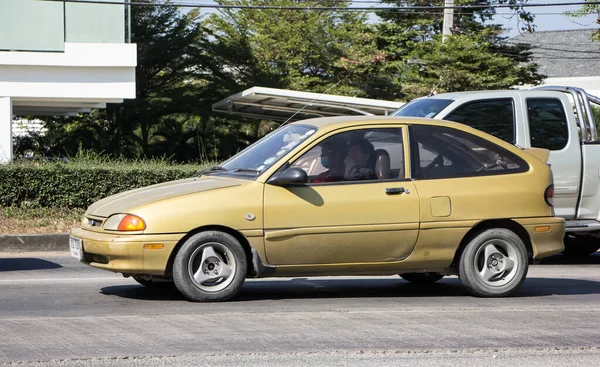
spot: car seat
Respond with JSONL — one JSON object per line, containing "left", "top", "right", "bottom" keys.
{"left": 372, "top": 149, "right": 392, "bottom": 179}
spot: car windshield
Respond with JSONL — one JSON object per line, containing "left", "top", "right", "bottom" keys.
{"left": 212, "top": 124, "right": 317, "bottom": 177}
{"left": 392, "top": 98, "right": 453, "bottom": 118}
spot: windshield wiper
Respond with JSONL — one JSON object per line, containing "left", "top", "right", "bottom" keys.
{"left": 196, "top": 165, "right": 228, "bottom": 176}
{"left": 209, "top": 165, "right": 227, "bottom": 171}
{"left": 233, "top": 168, "right": 261, "bottom": 174}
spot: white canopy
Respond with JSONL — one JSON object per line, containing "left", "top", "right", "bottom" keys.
{"left": 212, "top": 86, "right": 404, "bottom": 122}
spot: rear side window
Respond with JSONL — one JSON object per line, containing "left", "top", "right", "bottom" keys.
{"left": 411, "top": 125, "right": 528, "bottom": 180}
{"left": 527, "top": 98, "right": 569, "bottom": 151}
{"left": 445, "top": 99, "right": 515, "bottom": 143}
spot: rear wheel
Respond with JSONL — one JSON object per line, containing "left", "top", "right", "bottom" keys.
{"left": 173, "top": 231, "right": 247, "bottom": 302}
{"left": 562, "top": 234, "right": 600, "bottom": 256}
{"left": 458, "top": 228, "right": 528, "bottom": 297}
{"left": 400, "top": 272, "right": 444, "bottom": 284}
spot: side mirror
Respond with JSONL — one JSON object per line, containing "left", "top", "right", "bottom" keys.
{"left": 267, "top": 167, "right": 308, "bottom": 186}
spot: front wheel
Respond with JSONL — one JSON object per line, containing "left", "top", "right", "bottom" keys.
{"left": 173, "top": 231, "right": 247, "bottom": 302}
{"left": 458, "top": 228, "right": 528, "bottom": 297}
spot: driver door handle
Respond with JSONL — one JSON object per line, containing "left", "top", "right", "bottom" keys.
{"left": 385, "top": 187, "right": 409, "bottom": 195}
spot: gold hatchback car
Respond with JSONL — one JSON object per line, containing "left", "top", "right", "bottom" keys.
{"left": 70, "top": 116, "right": 565, "bottom": 301}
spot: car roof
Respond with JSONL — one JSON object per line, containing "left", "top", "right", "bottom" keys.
{"left": 408, "top": 89, "right": 561, "bottom": 101}
{"left": 290, "top": 115, "right": 475, "bottom": 133}
{"left": 416, "top": 90, "right": 515, "bottom": 99}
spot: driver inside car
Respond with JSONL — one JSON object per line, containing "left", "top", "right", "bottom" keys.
{"left": 312, "top": 138, "right": 361, "bottom": 183}
{"left": 345, "top": 138, "right": 377, "bottom": 181}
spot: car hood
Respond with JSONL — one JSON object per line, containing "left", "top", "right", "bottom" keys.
{"left": 86, "top": 176, "right": 244, "bottom": 218}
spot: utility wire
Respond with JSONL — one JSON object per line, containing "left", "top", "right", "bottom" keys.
{"left": 39, "top": 0, "right": 600, "bottom": 12}
{"left": 507, "top": 45, "right": 600, "bottom": 53}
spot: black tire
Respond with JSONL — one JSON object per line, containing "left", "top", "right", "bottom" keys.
{"left": 400, "top": 272, "right": 444, "bottom": 284}
{"left": 562, "top": 235, "right": 600, "bottom": 256}
{"left": 173, "top": 231, "right": 247, "bottom": 302}
{"left": 132, "top": 275, "right": 176, "bottom": 290}
{"left": 458, "top": 228, "right": 528, "bottom": 297}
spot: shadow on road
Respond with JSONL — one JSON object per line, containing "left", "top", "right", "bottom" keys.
{"left": 0, "top": 258, "right": 62, "bottom": 272}
{"left": 100, "top": 276, "right": 600, "bottom": 302}
{"left": 538, "top": 253, "right": 600, "bottom": 265}
{"left": 100, "top": 285, "right": 184, "bottom": 301}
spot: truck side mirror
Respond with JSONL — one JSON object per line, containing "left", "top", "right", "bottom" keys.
{"left": 267, "top": 167, "right": 308, "bottom": 186}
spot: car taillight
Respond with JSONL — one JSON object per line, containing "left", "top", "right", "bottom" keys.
{"left": 544, "top": 184, "right": 554, "bottom": 207}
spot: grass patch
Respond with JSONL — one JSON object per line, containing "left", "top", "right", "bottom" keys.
{"left": 0, "top": 206, "right": 84, "bottom": 234}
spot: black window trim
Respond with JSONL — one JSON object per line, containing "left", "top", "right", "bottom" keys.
{"left": 445, "top": 97, "right": 517, "bottom": 145}
{"left": 408, "top": 124, "right": 530, "bottom": 181}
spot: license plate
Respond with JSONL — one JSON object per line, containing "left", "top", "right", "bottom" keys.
{"left": 69, "top": 236, "right": 84, "bottom": 260}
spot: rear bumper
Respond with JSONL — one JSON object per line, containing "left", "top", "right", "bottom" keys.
{"left": 514, "top": 217, "right": 566, "bottom": 259}
{"left": 565, "top": 219, "right": 600, "bottom": 233}
{"left": 70, "top": 227, "right": 184, "bottom": 275}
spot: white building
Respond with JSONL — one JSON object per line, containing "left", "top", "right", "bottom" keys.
{"left": 0, "top": 0, "right": 136, "bottom": 163}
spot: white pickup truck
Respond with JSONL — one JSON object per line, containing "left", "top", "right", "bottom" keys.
{"left": 392, "top": 86, "right": 600, "bottom": 256}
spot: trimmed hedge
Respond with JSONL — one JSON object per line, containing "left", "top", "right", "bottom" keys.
{"left": 0, "top": 159, "right": 210, "bottom": 209}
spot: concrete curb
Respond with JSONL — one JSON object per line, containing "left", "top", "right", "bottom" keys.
{"left": 0, "top": 233, "right": 69, "bottom": 252}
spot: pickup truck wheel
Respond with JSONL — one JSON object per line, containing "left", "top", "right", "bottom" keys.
{"left": 173, "top": 231, "right": 247, "bottom": 302}
{"left": 562, "top": 235, "right": 600, "bottom": 256}
{"left": 400, "top": 272, "right": 444, "bottom": 284}
{"left": 458, "top": 228, "right": 528, "bottom": 297}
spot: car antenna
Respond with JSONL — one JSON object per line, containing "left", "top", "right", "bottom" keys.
{"left": 277, "top": 79, "right": 344, "bottom": 129}
{"left": 428, "top": 82, "right": 441, "bottom": 97}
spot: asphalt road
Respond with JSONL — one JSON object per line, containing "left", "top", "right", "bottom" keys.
{"left": 1, "top": 252, "right": 600, "bottom": 366}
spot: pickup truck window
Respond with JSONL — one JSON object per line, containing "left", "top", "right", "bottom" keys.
{"left": 411, "top": 125, "right": 528, "bottom": 180}
{"left": 444, "top": 99, "right": 515, "bottom": 143}
{"left": 527, "top": 98, "right": 569, "bottom": 151}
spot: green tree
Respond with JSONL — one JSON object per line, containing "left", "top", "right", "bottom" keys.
{"left": 23, "top": 1, "right": 217, "bottom": 161}
{"left": 566, "top": 0, "right": 600, "bottom": 41}
{"left": 375, "top": 0, "right": 543, "bottom": 99}
{"left": 207, "top": 0, "right": 399, "bottom": 99}
{"left": 109, "top": 2, "right": 214, "bottom": 158}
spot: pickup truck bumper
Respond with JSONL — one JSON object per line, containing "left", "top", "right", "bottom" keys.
{"left": 514, "top": 217, "right": 565, "bottom": 259}
{"left": 564, "top": 220, "right": 600, "bottom": 233}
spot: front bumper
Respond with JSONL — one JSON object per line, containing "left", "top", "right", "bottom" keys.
{"left": 70, "top": 227, "right": 184, "bottom": 275}
{"left": 514, "top": 217, "right": 566, "bottom": 259}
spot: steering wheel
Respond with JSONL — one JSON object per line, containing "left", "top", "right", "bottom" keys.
{"left": 477, "top": 160, "right": 508, "bottom": 172}
{"left": 425, "top": 154, "right": 445, "bottom": 169}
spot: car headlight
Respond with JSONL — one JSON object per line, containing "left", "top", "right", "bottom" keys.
{"left": 103, "top": 214, "right": 146, "bottom": 231}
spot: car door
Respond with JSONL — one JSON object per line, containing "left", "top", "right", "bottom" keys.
{"left": 263, "top": 125, "right": 420, "bottom": 266}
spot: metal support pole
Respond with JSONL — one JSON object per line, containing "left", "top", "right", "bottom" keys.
{"left": 442, "top": 0, "right": 454, "bottom": 43}
{"left": 0, "top": 97, "right": 13, "bottom": 164}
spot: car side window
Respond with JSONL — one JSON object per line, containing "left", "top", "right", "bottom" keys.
{"left": 290, "top": 128, "right": 405, "bottom": 184}
{"left": 411, "top": 125, "right": 528, "bottom": 180}
{"left": 527, "top": 98, "right": 569, "bottom": 151}
{"left": 445, "top": 99, "right": 516, "bottom": 143}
